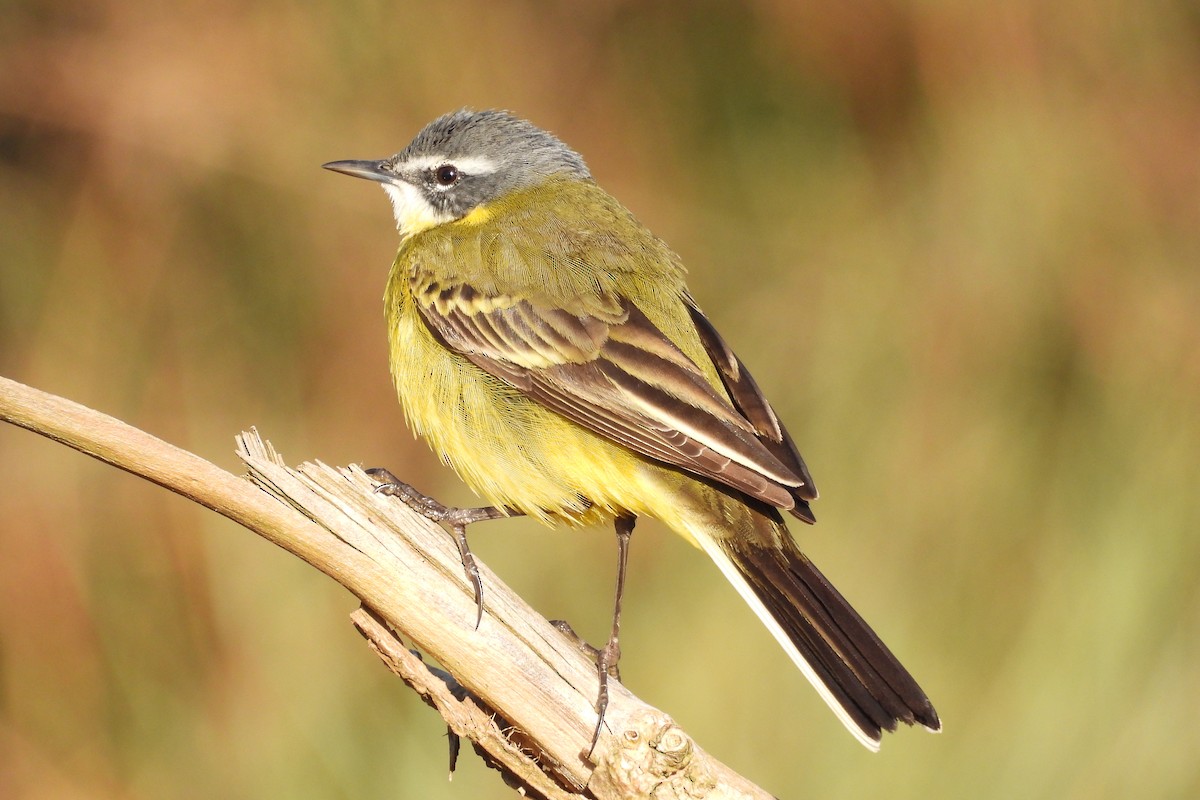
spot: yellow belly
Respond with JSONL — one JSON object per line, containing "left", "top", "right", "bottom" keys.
{"left": 387, "top": 276, "right": 659, "bottom": 527}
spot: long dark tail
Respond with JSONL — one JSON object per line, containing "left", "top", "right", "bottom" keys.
{"left": 691, "top": 502, "right": 941, "bottom": 749}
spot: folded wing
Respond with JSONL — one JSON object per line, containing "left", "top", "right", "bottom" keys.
{"left": 412, "top": 278, "right": 817, "bottom": 520}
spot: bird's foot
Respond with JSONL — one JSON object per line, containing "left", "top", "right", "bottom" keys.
{"left": 550, "top": 619, "right": 622, "bottom": 758}
{"left": 368, "top": 467, "right": 511, "bottom": 629}
{"left": 550, "top": 620, "right": 623, "bottom": 682}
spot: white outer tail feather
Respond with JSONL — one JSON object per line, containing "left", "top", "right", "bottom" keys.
{"left": 694, "top": 530, "right": 884, "bottom": 751}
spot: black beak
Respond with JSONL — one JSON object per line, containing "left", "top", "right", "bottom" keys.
{"left": 322, "top": 159, "right": 394, "bottom": 183}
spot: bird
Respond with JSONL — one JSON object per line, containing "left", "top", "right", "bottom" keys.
{"left": 323, "top": 109, "right": 940, "bottom": 752}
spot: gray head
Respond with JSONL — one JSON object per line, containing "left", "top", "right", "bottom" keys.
{"left": 323, "top": 110, "right": 591, "bottom": 234}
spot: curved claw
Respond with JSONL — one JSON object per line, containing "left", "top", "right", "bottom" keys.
{"left": 367, "top": 467, "right": 515, "bottom": 629}
{"left": 448, "top": 521, "right": 485, "bottom": 630}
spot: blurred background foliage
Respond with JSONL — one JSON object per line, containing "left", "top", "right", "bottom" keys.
{"left": 2, "top": 0, "right": 1198, "bottom": 797}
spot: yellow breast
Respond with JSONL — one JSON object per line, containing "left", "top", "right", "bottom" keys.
{"left": 384, "top": 252, "right": 655, "bottom": 526}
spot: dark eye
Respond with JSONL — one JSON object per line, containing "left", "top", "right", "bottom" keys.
{"left": 435, "top": 164, "right": 459, "bottom": 186}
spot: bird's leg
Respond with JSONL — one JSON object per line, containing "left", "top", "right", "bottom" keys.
{"left": 589, "top": 514, "right": 635, "bottom": 757}
{"left": 367, "top": 467, "right": 519, "bottom": 629}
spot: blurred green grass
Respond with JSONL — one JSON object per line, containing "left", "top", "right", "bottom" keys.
{"left": 2, "top": 1, "right": 1199, "bottom": 797}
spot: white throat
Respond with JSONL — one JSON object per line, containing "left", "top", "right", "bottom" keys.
{"left": 382, "top": 181, "right": 452, "bottom": 236}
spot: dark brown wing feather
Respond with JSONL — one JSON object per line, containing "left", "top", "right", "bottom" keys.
{"left": 685, "top": 298, "right": 818, "bottom": 520}
{"left": 413, "top": 280, "right": 816, "bottom": 517}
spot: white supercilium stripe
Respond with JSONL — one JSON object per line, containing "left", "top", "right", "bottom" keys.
{"left": 402, "top": 154, "right": 499, "bottom": 176}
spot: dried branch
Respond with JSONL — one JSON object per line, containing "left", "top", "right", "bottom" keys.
{"left": 0, "top": 374, "right": 775, "bottom": 799}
